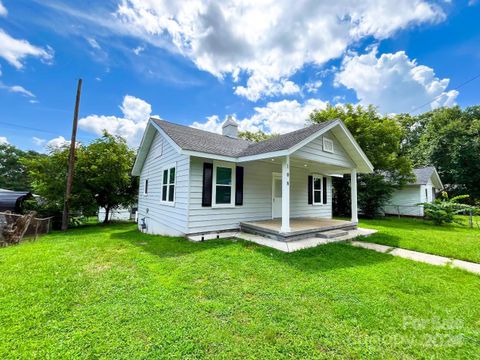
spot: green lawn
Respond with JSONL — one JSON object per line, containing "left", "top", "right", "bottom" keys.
{"left": 358, "top": 217, "right": 480, "bottom": 263}
{"left": 1, "top": 223, "right": 480, "bottom": 359}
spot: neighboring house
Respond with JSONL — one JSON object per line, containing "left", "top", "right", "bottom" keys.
{"left": 97, "top": 206, "right": 137, "bottom": 222}
{"left": 132, "top": 117, "right": 373, "bottom": 239}
{"left": 384, "top": 166, "right": 443, "bottom": 217}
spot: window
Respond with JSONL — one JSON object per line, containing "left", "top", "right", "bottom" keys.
{"left": 323, "top": 137, "right": 334, "bottom": 153}
{"left": 213, "top": 162, "right": 235, "bottom": 207}
{"left": 161, "top": 164, "right": 176, "bottom": 204}
{"left": 312, "top": 175, "right": 323, "bottom": 205}
{"left": 144, "top": 179, "right": 148, "bottom": 195}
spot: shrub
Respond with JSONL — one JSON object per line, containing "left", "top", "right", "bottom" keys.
{"left": 420, "top": 192, "right": 476, "bottom": 226}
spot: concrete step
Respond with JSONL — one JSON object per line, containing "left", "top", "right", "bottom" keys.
{"left": 316, "top": 229, "right": 349, "bottom": 239}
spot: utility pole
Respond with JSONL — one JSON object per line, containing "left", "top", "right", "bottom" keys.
{"left": 61, "top": 79, "right": 83, "bottom": 231}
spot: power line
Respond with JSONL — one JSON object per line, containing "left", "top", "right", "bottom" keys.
{"left": 0, "top": 120, "right": 59, "bottom": 135}
{"left": 410, "top": 72, "right": 480, "bottom": 113}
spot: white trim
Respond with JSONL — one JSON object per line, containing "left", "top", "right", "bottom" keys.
{"left": 431, "top": 167, "right": 444, "bottom": 189}
{"left": 182, "top": 150, "right": 237, "bottom": 162}
{"left": 281, "top": 156, "right": 291, "bottom": 233}
{"left": 160, "top": 162, "right": 176, "bottom": 206}
{"left": 322, "top": 137, "right": 334, "bottom": 153}
{"left": 311, "top": 174, "right": 324, "bottom": 205}
{"left": 237, "top": 150, "right": 289, "bottom": 163}
{"left": 212, "top": 161, "right": 236, "bottom": 208}
{"left": 334, "top": 121, "right": 374, "bottom": 172}
{"left": 351, "top": 168, "right": 358, "bottom": 223}
{"left": 150, "top": 118, "right": 183, "bottom": 154}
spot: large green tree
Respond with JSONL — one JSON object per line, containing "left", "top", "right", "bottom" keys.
{"left": 0, "top": 144, "right": 43, "bottom": 191}
{"left": 238, "top": 130, "right": 276, "bottom": 142}
{"left": 401, "top": 106, "right": 480, "bottom": 201}
{"left": 310, "top": 104, "right": 414, "bottom": 217}
{"left": 24, "top": 133, "right": 138, "bottom": 226}
{"left": 78, "top": 133, "right": 138, "bottom": 223}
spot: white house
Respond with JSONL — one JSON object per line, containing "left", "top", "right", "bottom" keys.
{"left": 383, "top": 166, "right": 443, "bottom": 217}
{"left": 132, "top": 117, "right": 373, "bottom": 241}
{"left": 97, "top": 206, "right": 137, "bottom": 222}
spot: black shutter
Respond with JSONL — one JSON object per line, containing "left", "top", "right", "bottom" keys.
{"left": 235, "top": 166, "right": 244, "bottom": 206}
{"left": 308, "top": 175, "right": 313, "bottom": 204}
{"left": 202, "top": 163, "right": 213, "bottom": 207}
{"left": 323, "top": 177, "right": 328, "bottom": 204}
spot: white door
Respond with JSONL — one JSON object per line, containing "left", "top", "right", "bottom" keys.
{"left": 272, "top": 173, "right": 282, "bottom": 218}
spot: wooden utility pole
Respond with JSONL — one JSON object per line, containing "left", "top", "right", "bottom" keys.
{"left": 61, "top": 79, "right": 83, "bottom": 231}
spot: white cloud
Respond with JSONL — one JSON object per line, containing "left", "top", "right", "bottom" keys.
{"left": 0, "top": 136, "right": 8, "bottom": 145}
{"left": 115, "top": 0, "right": 445, "bottom": 101}
{"left": 0, "top": 28, "right": 54, "bottom": 69}
{"left": 79, "top": 95, "right": 151, "bottom": 147}
{"left": 0, "top": 80, "right": 36, "bottom": 98}
{"left": 133, "top": 45, "right": 144, "bottom": 55}
{"left": 86, "top": 37, "right": 101, "bottom": 49}
{"left": 32, "top": 137, "right": 46, "bottom": 146}
{"left": 7, "top": 85, "right": 35, "bottom": 97}
{"left": 335, "top": 48, "right": 458, "bottom": 113}
{"left": 0, "top": 1, "right": 7, "bottom": 17}
{"left": 46, "top": 136, "right": 70, "bottom": 149}
{"left": 192, "top": 98, "right": 328, "bottom": 135}
{"left": 304, "top": 80, "right": 323, "bottom": 94}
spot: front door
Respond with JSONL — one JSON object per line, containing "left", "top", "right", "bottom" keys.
{"left": 272, "top": 173, "right": 282, "bottom": 218}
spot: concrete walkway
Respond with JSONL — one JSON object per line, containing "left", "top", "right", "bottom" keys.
{"left": 351, "top": 241, "right": 480, "bottom": 275}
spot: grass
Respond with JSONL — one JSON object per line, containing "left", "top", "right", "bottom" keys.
{"left": 358, "top": 216, "right": 480, "bottom": 263}
{"left": 1, "top": 223, "right": 480, "bottom": 358}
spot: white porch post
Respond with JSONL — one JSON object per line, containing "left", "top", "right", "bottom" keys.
{"left": 281, "top": 155, "right": 291, "bottom": 233}
{"left": 351, "top": 168, "right": 358, "bottom": 223}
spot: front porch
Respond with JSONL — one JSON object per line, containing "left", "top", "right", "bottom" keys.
{"left": 240, "top": 217, "right": 357, "bottom": 242}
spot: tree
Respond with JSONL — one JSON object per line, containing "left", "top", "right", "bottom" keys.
{"left": 77, "top": 133, "right": 138, "bottom": 223}
{"left": 22, "top": 144, "right": 95, "bottom": 227}
{"left": 238, "top": 130, "right": 276, "bottom": 142}
{"left": 310, "top": 104, "right": 414, "bottom": 218}
{"left": 24, "top": 132, "right": 138, "bottom": 226}
{"left": 401, "top": 106, "right": 480, "bottom": 202}
{"left": 0, "top": 144, "right": 43, "bottom": 191}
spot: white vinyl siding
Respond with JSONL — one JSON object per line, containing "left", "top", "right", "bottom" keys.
{"left": 385, "top": 186, "right": 424, "bottom": 217}
{"left": 138, "top": 132, "right": 189, "bottom": 236}
{"left": 293, "top": 130, "right": 354, "bottom": 169}
{"left": 384, "top": 179, "right": 435, "bottom": 217}
{"left": 187, "top": 157, "right": 332, "bottom": 234}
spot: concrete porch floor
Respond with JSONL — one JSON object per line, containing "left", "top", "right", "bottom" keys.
{"left": 240, "top": 218, "right": 357, "bottom": 241}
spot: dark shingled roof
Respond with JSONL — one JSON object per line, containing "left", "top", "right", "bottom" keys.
{"left": 152, "top": 118, "right": 335, "bottom": 158}
{"left": 238, "top": 121, "right": 335, "bottom": 156}
{"left": 152, "top": 118, "right": 251, "bottom": 157}
{"left": 412, "top": 166, "right": 437, "bottom": 185}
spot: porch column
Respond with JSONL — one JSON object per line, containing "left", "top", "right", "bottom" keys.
{"left": 351, "top": 168, "right": 358, "bottom": 223}
{"left": 281, "top": 155, "right": 291, "bottom": 233}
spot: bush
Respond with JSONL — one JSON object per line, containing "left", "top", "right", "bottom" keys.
{"left": 420, "top": 192, "right": 476, "bottom": 226}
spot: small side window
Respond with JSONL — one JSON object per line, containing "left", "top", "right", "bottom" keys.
{"left": 144, "top": 179, "right": 149, "bottom": 195}
{"left": 161, "top": 164, "right": 176, "bottom": 205}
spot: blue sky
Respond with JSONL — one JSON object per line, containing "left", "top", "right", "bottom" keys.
{"left": 0, "top": 0, "right": 479, "bottom": 151}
